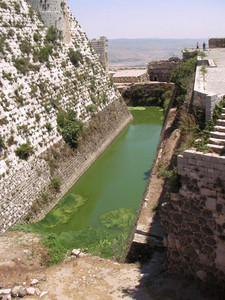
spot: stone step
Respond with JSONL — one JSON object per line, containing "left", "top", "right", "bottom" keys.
{"left": 222, "top": 108, "right": 225, "bottom": 113}
{"left": 207, "top": 143, "right": 224, "bottom": 153}
{"left": 216, "top": 119, "right": 225, "bottom": 126}
{"left": 209, "top": 137, "right": 225, "bottom": 146}
{"left": 211, "top": 131, "right": 225, "bottom": 139}
{"left": 215, "top": 125, "right": 225, "bottom": 133}
{"left": 220, "top": 113, "right": 225, "bottom": 119}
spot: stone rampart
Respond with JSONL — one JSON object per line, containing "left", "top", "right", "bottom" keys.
{"left": 0, "top": 100, "right": 132, "bottom": 232}
{"left": 209, "top": 38, "right": 225, "bottom": 48}
{"left": 161, "top": 149, "right": 225, "bottom": 288}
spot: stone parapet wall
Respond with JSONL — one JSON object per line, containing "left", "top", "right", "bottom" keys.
{"left": 209, "top": 38, "right": 225, "bottom": 48}
{"left": 0, "top": 100, "right": 132, "bottom": 232}
{"left": 193, "top": 56, "right": 223, "bottom": 122}
{"left": 161, "top": 149, "right": 225, "bottom": 288}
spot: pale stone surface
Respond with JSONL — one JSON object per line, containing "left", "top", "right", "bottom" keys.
{"left": 26, "top": 287, "right": 36, "bottom": 295}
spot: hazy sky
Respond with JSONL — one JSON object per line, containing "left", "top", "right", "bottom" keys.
{"left": 68, "top": 0, "right": 225, "bottom": 39}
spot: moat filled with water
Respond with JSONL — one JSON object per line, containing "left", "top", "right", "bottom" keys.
{"left": 30, "top": 107, "right": 163, "bottom": 261}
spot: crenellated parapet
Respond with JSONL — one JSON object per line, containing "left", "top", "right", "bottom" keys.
{"left": 27, "top": 0, "right": 71, "bottom": 43}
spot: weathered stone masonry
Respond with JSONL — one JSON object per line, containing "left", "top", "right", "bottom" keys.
{"left": 161, "top": 150, "right": 225, "bottom": 287}
{"left": 27, "top": 0, "right": 71, "bottom": 43}
{"left": 0, "top": 100, "right": 132, "bottom": 232}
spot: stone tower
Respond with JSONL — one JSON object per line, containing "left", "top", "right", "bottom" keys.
{"left": 90, "top": 37, "right": 109, "bottom": 72}
{"left": 27, "top": 0, "right": 71, "bottom": 43}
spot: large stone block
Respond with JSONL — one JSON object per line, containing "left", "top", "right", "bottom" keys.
{"left": 205, "top": 198, "right": 217, "bottom": 211}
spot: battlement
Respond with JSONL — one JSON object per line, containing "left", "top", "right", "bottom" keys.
{"left": 27, "top": 0, "right": 71, "bottom": 43}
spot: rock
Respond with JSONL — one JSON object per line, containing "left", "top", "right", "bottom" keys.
{"left": 35, "top": 288, "right": 41, "bottom": 296}
{"left": 0, "top": 285, "right": 3, "bottom": 289}
{"left": 71, "top": 249, "right": 81, "bottom": 257}
{"left": 0, "top": 290, "right": 11, "bottom": 295}
{"left": 18, "top": 287, "right": 27, "bottom": 297}
{"left": 23, "top": 249, "right": 31, "bottom": 255}
{"left": 39, "top": 276, "right": 46, "bottom": 282}
{"left": 11, "top": 286, "right": 21, "bottom": 297}
{"left": 40, "top": 291, "right": 48, "bottom": 297}
{"left": 27, "top": 287, "right": 36, "bottom": 296}
{"left": 30, "top": 279, "right": 39, "bottom": 286}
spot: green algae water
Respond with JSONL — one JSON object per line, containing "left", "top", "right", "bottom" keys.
{"left": 30, "top": 107, "right": 163, "bottom": 262}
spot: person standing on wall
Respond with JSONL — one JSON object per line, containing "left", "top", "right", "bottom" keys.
{"left": 196, "top": 42, "right": 199, "bottom": 49}
{"left": 203, "top": 42, "right": 206, "bottom": 51}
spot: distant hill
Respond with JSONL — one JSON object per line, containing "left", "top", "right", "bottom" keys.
{"left": 108, "top": 38, "right": 206, "bottom": 68}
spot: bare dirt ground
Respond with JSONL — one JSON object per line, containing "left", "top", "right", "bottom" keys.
{"left": 0, "top": 231, "right": 220, "bottom": 300}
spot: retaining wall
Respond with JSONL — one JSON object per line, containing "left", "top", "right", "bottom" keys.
{"left": 0, "top": 100, "right": 132, "bottom": 232}
{"left": 161, "top": 149, "right": 225, "bottom": 288}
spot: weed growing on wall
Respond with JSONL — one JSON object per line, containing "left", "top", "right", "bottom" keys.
{"left": 57, "top": 109, "right": 83, "bottom": 148}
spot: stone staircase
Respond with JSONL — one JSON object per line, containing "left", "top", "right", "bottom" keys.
{"left": 207, "top": 108, "right": 225, "bottom": 153}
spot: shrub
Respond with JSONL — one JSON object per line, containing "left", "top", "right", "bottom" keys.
{"left": 61, "top": 120, "right": 82, "bottom": 148}
{"left": 45, "top": 122, "right": 52, "bottom": 132}
{"left": 0, "top": 135, "right": 4, "bottom": 148}
{"left": 68, "top": 48, "right": 82, "bottom": 67}
{"left": 14, "top": 57, "right": 30, "bottom": 74}
{"left": 45, "top": 26, "right": 61, "bottom": 43}
{"left": 33, "top": 32, "right": 41, "bottom": 42}
{"left": 170, "top": 57, "right": 197, "bottom": 107}
{"left": 15, "top": 142, "right": 34, "bottom": 160}
{"left": 19, "top": 40, "right": 32, "bottom": 55}
{"left": 0, "top": 2, "right": 8, "bottom": 10}
{"left": 50, "top": 176, "right": 61, "bottom": 192}
{"left": 38, "top": 45, "right": 53, "bottom": 62}
{"left": 57, "top": 109, "right": 82, "bottom": 148}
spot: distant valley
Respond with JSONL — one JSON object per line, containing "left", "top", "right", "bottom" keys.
{"left": 108, "top": 38, "right": 206, "bottom": 68}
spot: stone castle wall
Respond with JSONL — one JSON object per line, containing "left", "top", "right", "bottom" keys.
{"left": 148, "top": 57, "right": 180, "bottom": 82}
{"left": 161, "top": 149, "right": 225, "bottom": 288}
{"left": 0, "top": 1, "right": 129, "bottom": 231}
{"left": 0, "top": 100, "right": 132, "bottom": 232}
{"left": 27, "top": 0, "right": 71, "bottom": 43}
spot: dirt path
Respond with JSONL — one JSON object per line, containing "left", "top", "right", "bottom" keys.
{"left": 0, "top": 231, "right": 219, "bottom": 300}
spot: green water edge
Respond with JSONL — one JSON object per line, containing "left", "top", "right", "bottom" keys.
{"left": 11, "top": 107, "right": 163, "bottom": 265}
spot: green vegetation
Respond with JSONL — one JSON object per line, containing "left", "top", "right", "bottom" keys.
{"left": 100, "top": 208, "right": 135, "bottom": 230}
{"left": 57, "top": 109, "right": 83, "bottom": 148}
{"left": 170, "top": 56, "right": 196, "bottom": 107}
{"left": 123, "top": 85, "right": 172, "bottom": 112}
{"left": 38, "top": 45, "right": 53, "bottom": 62}
{"left": 68, "top": 48, "right": 83, "bottom": 67}
{"left": 0, "top": 1, "right": 8, "bottom": 10}
{"left": 0, "top": 135, "right": 4, "bottom": 148}
{"left": 15, "top": 141, "right": 34, "bottom": 160}
{"left": 14, "top": 57, "right": 30, "bottom": 74}
{"left": 158, "top": 165, "right": 181, "bottom": 192}
{"left": 33, "top": 32, "right": 41, "bottom": 42}
{"left": 45, "top": 26, "right": 62, "bottom": 44}
{"left": 12, "top": 206, "right": 135, "bottom": 265}
{"left": 50, "top": 176, "right": 61, "bottom": 192}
